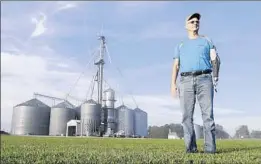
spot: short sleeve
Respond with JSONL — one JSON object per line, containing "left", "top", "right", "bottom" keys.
{"left": 173, "top": 44, "right": 181, "bottom": 60}
{"left": 204, "top": 36, "right": 219, "bottom": 55}
{"left": 205, "top": 37, "right": 216, "bottom": 50}
{"left": 209, "top": 39, "right": 215, "bottom": 49}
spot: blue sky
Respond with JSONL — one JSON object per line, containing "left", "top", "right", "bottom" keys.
{"left": 1, "top": 1, "right": 261, "bottom": 136}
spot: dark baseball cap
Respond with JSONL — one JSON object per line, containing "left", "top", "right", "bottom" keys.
{"left": 186, "top": 13, "right": 201, "bottom": 23}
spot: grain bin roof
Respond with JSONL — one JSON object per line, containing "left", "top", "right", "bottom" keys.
{"left": 134, "top": 107, "right": 141, "bottom": 111}
{"left": 53, "top": 100, "right": 75, "bottom": 108}
{"left": 116, "top": 104, "right": 128, "bottom": 109}
{"left": 104, "top": 88, "right": 114, "bottom": 92}
{"left": 84, "top": 99, "right": 97, "bottom": 104}
{"left": 134, "top": 107, "right": 146, "bottom": 113}
{"left": 15, "top": 98, "right": 49, "bottom": 108}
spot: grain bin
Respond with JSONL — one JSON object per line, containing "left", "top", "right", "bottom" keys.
{"left": 103, "top": 88, "right": 116, "bottom": 108}
{"left": 49, "top": 100, "right": 75, "bottom": 136}
{"left": 134, "top": 107, "right": 148, "bottom": 137}
{"left": 80, "top": 99, "right": 101, "bottom": 136}
{"left": 116, "top": 105, "right": 134, "bottom": 137}
{"left": 103, "top": 88, "right": 116, "bottom": 135}
{"left": 11, "top": 98, "right": 51, "bottom": 135}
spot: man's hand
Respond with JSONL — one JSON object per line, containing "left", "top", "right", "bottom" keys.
{"left": 171, "top": 84, "right": 178, "bottom": 98}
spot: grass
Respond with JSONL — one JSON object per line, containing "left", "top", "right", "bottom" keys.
{"left": 1, "top": 135, "right": 261, "bottom": 164}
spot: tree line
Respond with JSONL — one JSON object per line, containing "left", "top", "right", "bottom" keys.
{"left": 148, "top": 124, "right": 261, "bottom": 139}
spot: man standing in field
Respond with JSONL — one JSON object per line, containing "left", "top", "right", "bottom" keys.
{"left": 171, "top": 13, "right": 220, "bottom": 154}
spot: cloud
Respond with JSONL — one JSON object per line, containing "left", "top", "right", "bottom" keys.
{"left": 1, "top": 0, "right": 99, "bottom": 130}
{"left": 2, "top": 1, "right": 87, "bottom": 42}
{"left": 56, "top": 2, "right": 78, "bottom": 12}
{"left": 1, "top": 50, "right": 180, "bottom": 131}
{"left": 31, "top": 12, "right": 47, "bottom": 38}
{"left": 1, "top": 51, "right": 95, "bottom": 131}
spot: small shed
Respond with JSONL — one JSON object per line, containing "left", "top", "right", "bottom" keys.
{"left": 66, "top": 120, "right": 81, "bottom": 136}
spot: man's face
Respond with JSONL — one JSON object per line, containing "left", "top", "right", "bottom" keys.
{"left": 186, "top": 17, "right": 200, "bottom": 32}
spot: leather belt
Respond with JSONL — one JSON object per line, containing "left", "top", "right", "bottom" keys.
{"left": 180, "top": 69, "right": 212, "bottom": 77}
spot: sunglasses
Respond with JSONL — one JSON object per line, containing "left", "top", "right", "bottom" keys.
{"left": 189, "top": 20, "right": 200, "bottom": 24}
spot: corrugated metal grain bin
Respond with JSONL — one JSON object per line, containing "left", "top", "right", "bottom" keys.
{"left": 80, "top": 99, "right": 101, "bottom": 136}
{"left": 103, "top": 88, "right": 116, "bottom": 135}
{"left": 116, "top": 105, "right": 134, "bottom": 136}
{"left": 134, "top": 107, "right": 148, "bottom": 137}
{"left": 11, "top": 98, "right": 51, "bottom": 135}
{"left": 49, "top": 100, "right": 75, "bottom": 136}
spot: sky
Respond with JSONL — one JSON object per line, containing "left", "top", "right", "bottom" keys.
{"left": 1, "top": 1, "right": 261, "bottom": 136}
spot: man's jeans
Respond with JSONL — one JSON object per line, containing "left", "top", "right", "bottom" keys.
{"left": 178, "top": 73, "right": 216, "bottom": 153}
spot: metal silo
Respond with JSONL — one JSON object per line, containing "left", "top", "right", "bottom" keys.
{"left": 103, "top": 88, "right": 116, "bottom": 136}
{"left": 116, "top": 105, "right": 134, "bottom": 137}
{"left": 134, "top": 108, "right": 148, "bottom": 137}
{"left": 49, "top": 100, "right": 76, "bottom": 136}
{"left": 11, "top": 98, "right": 51, "bottom": 135}
{"left": 80, "top": 99, "right": 101, "bottom": 136}
{"left": 194, "top": 124, "right": 202, "bottom": 139}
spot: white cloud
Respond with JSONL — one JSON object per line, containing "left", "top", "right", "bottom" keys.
{"left": 2, "top": 50, "right": 180, "bottom": 132}
{"left": 1, "top": 2, "right": 99, "bottom": 130}
{"left": 31, "top": 12, "right": 47, "bottom": 38}
{"left": 1, "top": 51, "right": 94, "bottom": 131}
{"left": 56, "top": 2, "right": 77, "bottom": 12}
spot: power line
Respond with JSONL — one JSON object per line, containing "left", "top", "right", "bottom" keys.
{"left": 65, "top": 47, "right": 100, "bottom": 100}
{"left": 104, "top": 43, "right": 138, "bottom": 108}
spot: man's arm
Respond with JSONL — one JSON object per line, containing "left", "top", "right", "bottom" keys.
{"left": 171, "top": 42, "right": 181, "bottom": 97}
{"left": 171, "top": 59, "right": 180, "bottom": 87}
{"left": 204, "top": 36, "right": 220, "bottom": 80}
{"left": 171, "top": 59, "right": 179, "bottom": 97}
{"left": 210, "top": 48, "right": 221, "bottom": 81}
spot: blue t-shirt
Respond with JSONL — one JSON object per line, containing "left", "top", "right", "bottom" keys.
{"left": 173, "top": 36, "right": 216, "bottom": 73}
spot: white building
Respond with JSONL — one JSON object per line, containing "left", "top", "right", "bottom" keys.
{"left": 168, "top": 129, "right": 179, "bottom": 139}
{"left": 66, "top": 120, "right": 81, "bottom": 136}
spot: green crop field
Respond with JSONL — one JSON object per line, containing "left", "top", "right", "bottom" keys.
{"left": 1, "top": 135, "right": 261, "bottom": 164}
